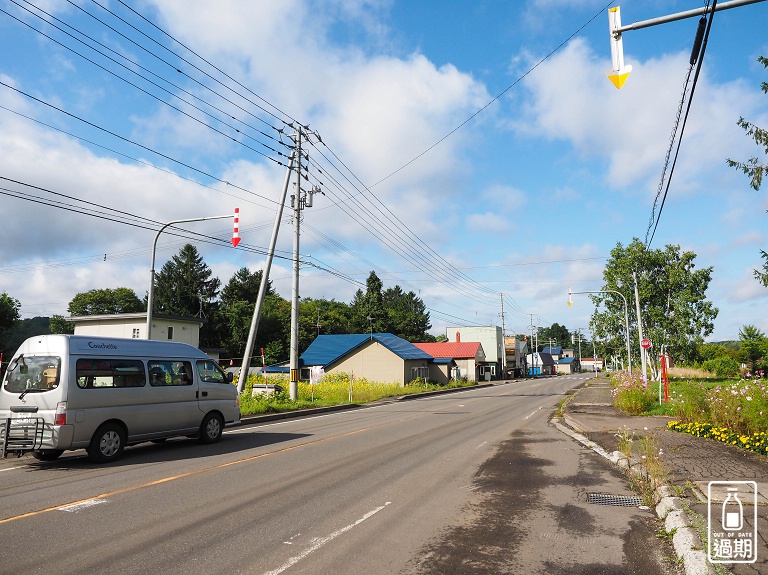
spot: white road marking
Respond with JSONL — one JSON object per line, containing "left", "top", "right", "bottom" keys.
{"left": 263, "top": 502, "right": 391, "bottom": 575}
{"left": 476, "top": 441, "right": 487, "bottom": 449}
{"left": 0, "top": 466, "right": 24, "bottom": 472}
{"left": 524, "top": 406, "right": 543, "bottom": 420}
{"left": 58, "top": 499, "right": 107, "bottom": 512}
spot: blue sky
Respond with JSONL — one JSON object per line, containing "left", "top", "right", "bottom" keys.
{"left": 0, "top": 0, "right": 766, "bottom": 343}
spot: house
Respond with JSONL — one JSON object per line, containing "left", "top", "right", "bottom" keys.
{"left": 556, "top": 356, "right": 578, "bottom": 374}
{"left": 580, "top": 357, "right": 605, "bottom": 372}
{"left": 542, "top": 345, "right": 563, "bottom": 361}
{"left": 504, "top": 336, "right": 528, "bottom": 377}
{"left": 68, "top": 312, "right": 222, "bottom": 361}
{"left": 445, "top": 326, "right": 504, "bottom": 380}
{"left": 526, "top": 351, "right": 556, "bottom": 375}
{"left": 413, "top": 341, "right": 485, "bottom": 382}
{"left": 299, "top": 333, "right": 435, "bottom": 386}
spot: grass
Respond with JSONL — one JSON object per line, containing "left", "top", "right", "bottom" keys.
{"left": 609, "top": 369, "right": 768, "bottom": 456}
{"left": 236, "top": 372, "right": 478, "bottom": 416}
{"left": 614, "top": 425, "right": 669, "bottom": 504}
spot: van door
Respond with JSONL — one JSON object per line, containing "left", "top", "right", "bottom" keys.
{"left": 144, "top": 360, "right": 199, "bottom": 435}
{"left": 195, "top": 360, "right": 237, "bottom": 422}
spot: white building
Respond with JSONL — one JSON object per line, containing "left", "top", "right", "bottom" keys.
{"left": 69, "top": 313, "right": 204, "bottom": 347}
{"left": 445, "top": 326, "right": 504, "bottom": 380}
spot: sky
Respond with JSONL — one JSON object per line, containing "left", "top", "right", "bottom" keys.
{"left": 0, "top": 0, "right": 767, "bottom": 345}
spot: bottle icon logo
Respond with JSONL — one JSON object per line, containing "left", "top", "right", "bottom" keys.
{"left": 721, "top": 487, "right": 743, "bottom": 531}
{"left": 708, "top": 481, "right": 758, "bottom": 564}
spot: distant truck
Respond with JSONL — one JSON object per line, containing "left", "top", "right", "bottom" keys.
{"left": 0, "top": 335, "right": 240, "bottom": 462}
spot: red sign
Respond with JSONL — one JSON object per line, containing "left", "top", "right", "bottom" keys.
{"left": 641, "top": 338, "right": 652, "bottom": 349}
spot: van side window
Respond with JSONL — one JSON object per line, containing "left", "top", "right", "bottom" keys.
{"left": 196, "top": 360, "right": 227, "bottom": 384}
{"left": 76, "top": 359, "right": 146, "bottom": 388}
{"left": 148, "top": 361, "right": 193, "bottom": 386}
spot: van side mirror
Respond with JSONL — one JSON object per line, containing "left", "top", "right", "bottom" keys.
{"left": 226, "top": 372, "right": 234, "bottom": 383}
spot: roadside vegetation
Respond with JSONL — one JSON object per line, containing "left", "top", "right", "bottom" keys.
{"left": 236, "top": 372, "right": 477, "bottom": 416}
{"left": 610, "top": 362, "right": 768, "bottom": 457}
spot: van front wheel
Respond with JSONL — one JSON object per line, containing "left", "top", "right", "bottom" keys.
{"left": 199, "top": 412, "right": 223, "bottom": 444}
{"left": 88, "top": 423, "right": 126, "bottom": 463}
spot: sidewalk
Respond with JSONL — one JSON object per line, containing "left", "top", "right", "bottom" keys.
{"left": 562, "top": 376, "right": 768, "bottom": 575}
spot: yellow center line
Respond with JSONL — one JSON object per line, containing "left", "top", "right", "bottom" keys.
{"left": 0, "top": 426, "right": 371, "bottom": 525}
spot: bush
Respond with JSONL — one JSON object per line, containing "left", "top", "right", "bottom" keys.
{"left": 702, "top": 356, "right": 740, "bottom": 377}
{"left": 610, "top": 371, "right": 655, "bottom": 414}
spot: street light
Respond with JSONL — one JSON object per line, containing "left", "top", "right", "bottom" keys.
{"left": 568, "top": 287, "right": 632, "bottom": 375}
{"left": 146, "top": 213, "right": 236, "bottom": 340}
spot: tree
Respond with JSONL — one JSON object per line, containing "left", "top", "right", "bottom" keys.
{"left": 727, "top": 55, "right": 768, "bottom": 286}
{"left": 349, "top": 272, "right": 388, "bottom": 333}
{"left": 536, "top": 323, "right": 570, "bottom": 351}
{"left": 0, "top": 292, "right": 21, "bottom": 358}
{"left": 49, "top": 315, "right": 75, "bottom": 334}
{"left": 590, "top": 239, "right": 718, "bottom": 370}
{"left": 219, "top": 267, "right": 273, "bottom": 307}
{"left": 152, "top": 244, "right": 221, "bottom": 347}
{"left": 738, "top": 324, "right": 766, "bottom": 371}
{"left": 68, "top": 287, "right": 144, "bottom": 316}
{"left": 382, "top": 286, "right": 432, "bottom": 342}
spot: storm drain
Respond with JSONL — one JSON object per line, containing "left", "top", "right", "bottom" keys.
{"left": 587, "top": 493, "right": 644, "bottom": 507}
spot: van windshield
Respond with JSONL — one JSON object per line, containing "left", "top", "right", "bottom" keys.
{"left": 4, "top": 355, "right": 61, "bottom": 394}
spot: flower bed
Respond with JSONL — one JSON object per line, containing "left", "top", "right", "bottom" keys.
{"left": 667, "top": 421, "right": 768, "bottom": 456}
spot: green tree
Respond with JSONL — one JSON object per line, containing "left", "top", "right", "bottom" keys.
{"left": 727, "top": 55, "right": 768, "bottom": 286}
{"left": 49, "top": 315, "right": 75, "bottom": 334}
{"left": 217, "top": 267, "right": 278, "bottom": 359}
{"left": 349, "top": 272, "right": 388, "bottom": 333}
{"left": 589, "top": 239, "right": 718, "bottom": 369}
{"left": 382, "top": 286, "right": 432, "bottom": 342}
{"left": 536, "top": 323, "right": 570, "bottom": 351}
{"left": 220, "top": 267, "right": 273, "bottom": 306}
{"left": 68, "top": 287, "right": 144, "bottom": 316}
{"left": 0, "top": 292, "right": 21, "bottom": 358}
{"left": 738, "top": 324, "right": 766, "bottom": 371}
{"left": 152, "top": 244, "right": 221, "bottom": 347}
{"left": 299, "top": 298, "right": 352, "bottom": 343}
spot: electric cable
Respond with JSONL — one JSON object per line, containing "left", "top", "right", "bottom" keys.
{"left": 646, "top": 0, "right": 718, "bottom": 247}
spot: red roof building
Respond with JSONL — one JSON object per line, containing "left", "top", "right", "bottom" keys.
{"left": 414, "top": 341, "right": 486, "bottom": 381}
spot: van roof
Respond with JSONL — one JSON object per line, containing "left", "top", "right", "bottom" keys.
{"left": 16, "top": 334, "right": 208, "bottom": 359}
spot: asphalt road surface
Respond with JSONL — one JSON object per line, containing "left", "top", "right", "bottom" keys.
{"left": 0, "top": 375, "right": 678, "bottom": 574}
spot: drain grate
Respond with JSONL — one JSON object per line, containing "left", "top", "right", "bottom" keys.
{"left": 587, "top": 493, "right": 644, "bottom": 507}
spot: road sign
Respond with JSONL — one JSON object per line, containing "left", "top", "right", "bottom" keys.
{"left": 641, "top": 338, "right": 652, "bottom": 349}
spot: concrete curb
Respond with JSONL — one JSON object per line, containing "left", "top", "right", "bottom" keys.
{"left": 551, "top": 416, "right": 716, "bottom": 575}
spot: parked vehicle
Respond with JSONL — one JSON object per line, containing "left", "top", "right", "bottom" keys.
{"left": 0, "top": 335, "right": 240, "bottom": 462}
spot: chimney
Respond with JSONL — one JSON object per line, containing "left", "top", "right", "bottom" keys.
{"left": 456, "top": 331, "right": 461, "bottom": 343}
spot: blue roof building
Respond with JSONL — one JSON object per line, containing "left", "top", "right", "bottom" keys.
{"left": 300, "top": 333, "right": 439, "bottom": 385}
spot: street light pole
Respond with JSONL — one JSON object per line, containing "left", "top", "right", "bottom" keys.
{"left": 146, "top": 213, "right": 235, "bottom": 340}
{"left": 568, "top": 287, "right": 632, "bottom": 375}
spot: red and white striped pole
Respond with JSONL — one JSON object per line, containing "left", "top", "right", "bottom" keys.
{"left": 231, "top": 208, "right": 241, "bottom": 247}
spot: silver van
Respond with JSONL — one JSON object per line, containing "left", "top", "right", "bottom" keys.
{"left": 0, "top": 335, "right": 240, "bottom": 462}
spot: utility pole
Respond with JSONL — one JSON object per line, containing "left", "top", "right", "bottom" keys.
{"left": 633, "top": 271, "right": 648, "bottom": 382}
{"left": 288, "top": 128, "right": 321, "bottom": 400}
{"left": 500, "top": 293, "right": 506, "bottom": 377}
{"left": 289, "top": 129, "right": 303, "bottom": 401}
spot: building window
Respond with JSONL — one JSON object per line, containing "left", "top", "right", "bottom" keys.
{"left": 132, "top": 328, "right": 140, "bottom": 339}
{"left": 167, "top": 326, "right": 174, "bottom": 340}
{"left": 410, "top": 366, "right": 428, "bottom": 381}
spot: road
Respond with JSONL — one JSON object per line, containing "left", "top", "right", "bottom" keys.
{"left": 0, "top": 375, "right": 677, "bottom": 574}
